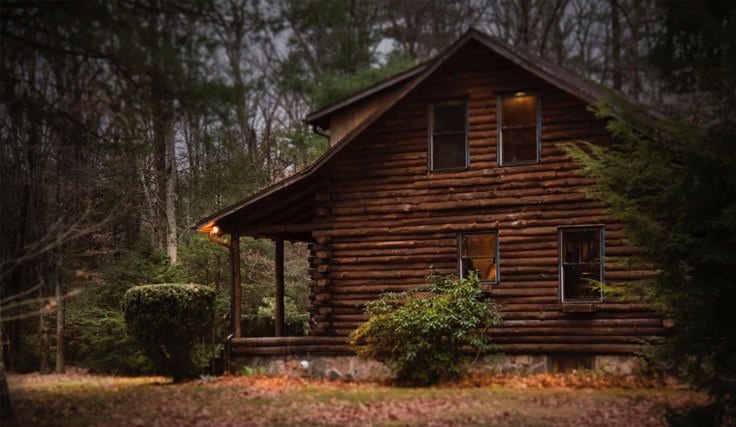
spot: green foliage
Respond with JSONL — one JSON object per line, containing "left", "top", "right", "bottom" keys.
{"left": 123, "top": 284, "right": 215, "bottom": 382}
{"left": 276, "top": 0, "right": 380, "bottom": 86}
{"left": 561, "top": 100, "right": 736, "bottom": 396}
{"left": 65, "top": 307, "right": 152, "bottom": 375}
{"left": 93, "top": 241, "right": 182, "bottom": 307}
{"left": 308, "top": 58, "right": 418, "bottom": 108}
{"left": 275, "top": 0, "right": 419, "bottom": 110}
{"left": 350, "top": 273, "right": 503, "bottom": 385}
{"left": 176, "top": 232, "right": 230, "bottom": 289}
{"left": 243, "top": 296, "right": 309, "bottom": 337}
{"left": 275, "top": 125, "right": 329, "bottom": 171}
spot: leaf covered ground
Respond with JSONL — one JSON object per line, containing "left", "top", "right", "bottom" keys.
{"left": 7, "top": 370, "right": 708, "bottom": 426}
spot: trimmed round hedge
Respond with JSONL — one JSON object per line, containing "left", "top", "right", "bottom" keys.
{"left": 123, "top": 284, "right": 215, "bottom": 382}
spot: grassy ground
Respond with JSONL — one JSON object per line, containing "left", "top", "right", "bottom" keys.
{"left": 6, "top": 371, "right": 707, "bottom": 426}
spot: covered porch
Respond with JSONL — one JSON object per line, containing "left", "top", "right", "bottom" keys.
{"left": 195, "top": 174, "right": 349, "bottom": 362}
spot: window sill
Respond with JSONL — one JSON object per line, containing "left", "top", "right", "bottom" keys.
{"left": 498, "top": 160, "right": 540, "bottom": 167}
{"left": 430, "top": 166, "right": 470, "bottom": 174}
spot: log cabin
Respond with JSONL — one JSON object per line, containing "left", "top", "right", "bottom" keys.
{"left": 196, "top": 29, "right": 668, "bottom": 375}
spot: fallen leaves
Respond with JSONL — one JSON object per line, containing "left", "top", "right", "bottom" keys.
{"left": 450, "top": 370, "right": 683, "bottom": 390}
{"left": 6, "top": 371, "right": 711, "bottom": 427}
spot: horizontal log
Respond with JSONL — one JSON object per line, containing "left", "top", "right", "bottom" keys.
{"left": 231, "top": 336, "right": 347, "bottom": 347}
{"left": 324, "top": 205, "right": 612, "bottom": 239}
{"left": 500, "top": 311, "right": 659, "bottom": 321}
{"left": 327, "top": 184, "right": 593, "bottom": 210}
{"left": 329, "top": 171, "right": 596, "bottom": 196}
{"left": 492, "top": 335, "right": 652, "bottom": 344}
{"left": 231, "top": 345, "right": 354, "bottom": 356}
{"left": 498, "top": 343, "right": 641, "bottom": 354}
{"left": 330, "top": 262, "right": 455, "bottom": 272}
{"left": 329, "top": 162, "right": 584, "bottom": 189}
{"left": 314, "top": 220, "right": 626, "bottom": 240}
{"left": 502, "top": 318, "right": 663, "bottom": 327}
{"left": 490, "top": 288, "right": 555, "bottom": 297}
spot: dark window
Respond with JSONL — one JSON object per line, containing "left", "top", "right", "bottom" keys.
{"left": 498, "top": 93, "right": 540, "bottom": 165}
{"left": 459, "top": 232, "right": 499, "bottom": 283}
{"left": 430, "top": 101, "right": 467, "bottom": 171}
{"left": 559, "top": 226, "right": 604, "bottom": 302}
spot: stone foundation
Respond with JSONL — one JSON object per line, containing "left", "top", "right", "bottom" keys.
{"left": 593, "top": 355, "right": 644, "bottom": 375}
{"left": 232, "top": 354, "right": 643, "bottom": 381}
{"left": 235, "top": 355, "right": 392, "bottom": 381}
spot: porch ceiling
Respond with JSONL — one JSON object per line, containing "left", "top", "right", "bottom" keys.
{"left": 196, "top": 175, "right": 319, "bottom": 242}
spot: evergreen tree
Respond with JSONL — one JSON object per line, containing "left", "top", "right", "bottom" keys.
{"left": 562, "top": 1, "right": 735, "bottom": 421}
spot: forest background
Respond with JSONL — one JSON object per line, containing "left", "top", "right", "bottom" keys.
{"left": 1, "top": 0, "right": 732, "bottom": 377}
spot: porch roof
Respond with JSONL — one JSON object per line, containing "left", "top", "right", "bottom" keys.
{"left": 195, "top": 173, "right": 319, "bottom": 242}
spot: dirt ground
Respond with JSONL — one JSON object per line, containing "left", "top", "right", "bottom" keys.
{"left": 6, "top": 370, "right": 708, "bottom": 426}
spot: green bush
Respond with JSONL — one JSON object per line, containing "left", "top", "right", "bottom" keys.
{"left": 350, "top": 273, "right": 503, "bottom": 385}
{"left": 123, "top": 284, "right": 215, "bottom": 382}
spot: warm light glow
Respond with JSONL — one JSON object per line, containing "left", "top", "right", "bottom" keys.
{"left": 211, "top": 225, "right": 220, "bottom": 235}
{"left": 514, "top": 91, "right": 527, "bottom": 97}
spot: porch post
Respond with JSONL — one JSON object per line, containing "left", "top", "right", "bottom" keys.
{"left": 230, "top": 231, "right": 241, "bottom": 338}
{"left": 274, "top": 238, "right": 285, "bottom": 337}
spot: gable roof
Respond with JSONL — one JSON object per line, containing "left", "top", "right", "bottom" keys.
{"left": 195, "top": 28, "right": 614, "bottom": 236}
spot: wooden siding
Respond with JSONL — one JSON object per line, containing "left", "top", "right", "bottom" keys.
{"left": 329, "top": 86, "right": 404, "bottom": 146}
{"left": 307, "top": 41, "right": 666, "bottom": 354}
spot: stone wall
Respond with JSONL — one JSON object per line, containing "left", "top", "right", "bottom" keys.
{"left": 232, "top": 354, "right": 644, "bottom": 381}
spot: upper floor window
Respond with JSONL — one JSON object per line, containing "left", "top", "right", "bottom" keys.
{"left": 429, "top": 100, "right": 468, "bottom": 172}
{"left": 498, "top": 92, "right": 540, "bottom": 166}
{"left": 459, "top": 231, "right": 499, "bottom": 284}
{"left": 559, "top": 226, "right": 604, "bottom": 302}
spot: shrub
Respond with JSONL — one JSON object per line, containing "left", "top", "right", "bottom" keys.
{"left": 350, "top": 273, "right": 503, "bottom": 385}
{"left": 123, "top": 284, "right": 215, "bottom": 382}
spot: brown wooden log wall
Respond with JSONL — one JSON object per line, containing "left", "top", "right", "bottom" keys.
{"left": 306, "top": 41, "right": 666, "bottom": 354}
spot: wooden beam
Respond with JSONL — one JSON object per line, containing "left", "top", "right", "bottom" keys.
{"left": 241, "top": 223, "right": 318, "bottom": 235}
{"left": 230, "top": 231, "right": 242, "bottom": 338}
{"left": 274, "top": 239, "right": 285, "bottom": 337}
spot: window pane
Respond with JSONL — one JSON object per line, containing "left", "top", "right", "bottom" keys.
{"left": 460, "top": 233, "right": 498, "bottom": 282}
{"left": 463, "top": 233, "right": 497, "bottom": 257}
{"left": 563, "top": 264, "right": 602, "bottom": 300}
{"left": 502, "top": 95, "right": 536, "bottom": 127}
{"left": 433, "top": 134, "right": 466, "bottom": 170}
{"left": 434, "top": 104, "right": 465, "bottom": 134}
{"left": 502, "top": 127, "right": 537, "bottom": 163}
{"left": 562, "top": 230, "right": 601, "bottom": 263}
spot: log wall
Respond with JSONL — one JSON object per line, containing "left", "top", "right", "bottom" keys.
{"left": 307, "top": 41, "right": 666, "bottom": 354}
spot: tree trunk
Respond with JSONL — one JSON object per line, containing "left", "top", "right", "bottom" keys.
{"left": 165, "top": 125, "right": 177, "bottom": 264}
{"left": 55, "top": 259, "right": 65, "bottom": 373}
{"left": 0, "top": 351, "right": 14, "bottom": 421}
{"left": 137, "top": 154, "right": 157, "bottom": 248}
{"left": 38, "top": 275, "right": 51, "bottom": 374}
{"left": 0, "top": 301, "right": 14, "bottom": 420}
